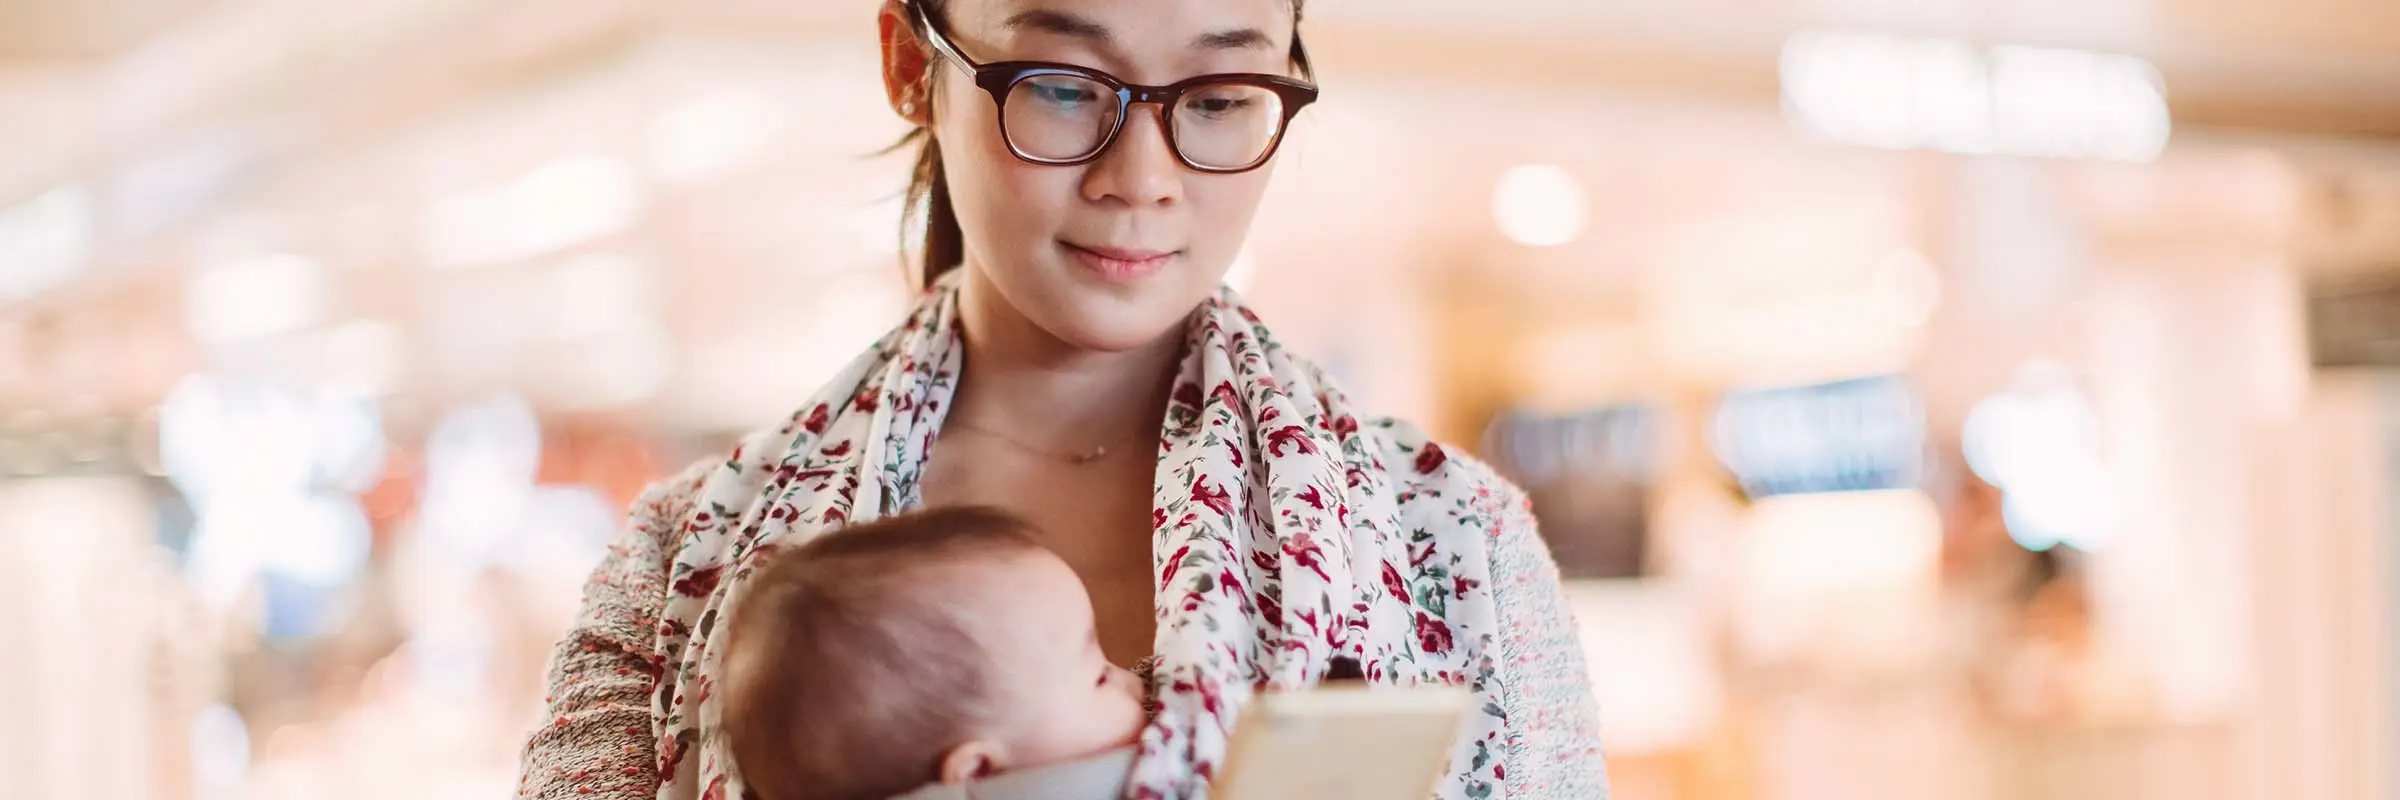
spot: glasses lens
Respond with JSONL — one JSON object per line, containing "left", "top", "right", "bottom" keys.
{"left": 1003, "top": 73, "right": 1120, "bottom": 161}
{"left": 1172, "top": 82, "right": 1287, "bottom": 170}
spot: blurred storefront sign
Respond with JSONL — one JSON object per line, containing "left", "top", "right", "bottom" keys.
{"left": 1483, "top": 406, "right": 1657, "bottom": 579}
{"left": 1709, "top": 374, "right": 1925, "bottom": 499}
{"left": 2307, "top": 276, "right": 2400, "bottom": 367}
{"left": 1780, "top": 29, "right": 2171, "bottom": 162}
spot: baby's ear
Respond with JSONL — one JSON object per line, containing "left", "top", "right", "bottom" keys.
{"left": 936, "top": 740, "right": 1003, "bottom": 784}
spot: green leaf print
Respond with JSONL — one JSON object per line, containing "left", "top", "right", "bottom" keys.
{"left": 1417, "top": 585, "right": 1448, "bottom": 616}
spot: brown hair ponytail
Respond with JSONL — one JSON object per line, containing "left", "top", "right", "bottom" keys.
{"left": 900, "top": 124, "right": 962, "bottom": 289}
{"left": 894, "top": 0, "right": 961, "bottom": 290}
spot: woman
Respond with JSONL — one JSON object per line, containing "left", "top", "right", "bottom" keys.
{"left": 517, "top": 0, "right": 1608, "bottom": 798}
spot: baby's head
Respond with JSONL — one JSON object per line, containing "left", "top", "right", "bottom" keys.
{"left": 721, "top": 506, "right": 1147, "bottom": 800}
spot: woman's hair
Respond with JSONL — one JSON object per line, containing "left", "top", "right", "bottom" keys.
{"left": 897, "top": 0, "right": 1314, "bottom": 289}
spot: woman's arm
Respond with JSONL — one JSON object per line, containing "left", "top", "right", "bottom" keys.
{"left": 517, "top": 467, "right": 708, "bottom": 799}
{"left": 1488, "top": 493, "right": 1611, "bottom": 799}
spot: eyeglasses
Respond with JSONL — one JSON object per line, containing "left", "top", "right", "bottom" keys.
{"left": 906, "top": 1, "right": 1319, "bottom": 174}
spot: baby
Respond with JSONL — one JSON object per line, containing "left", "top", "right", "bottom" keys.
{"left": 720, "top": 506, "right": 1148, "bottom": 800}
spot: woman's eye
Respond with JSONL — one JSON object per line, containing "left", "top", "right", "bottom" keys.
{"left": 1183, "top": 94, "right": 1256, "bottom": 119}
{"left": 1031, "top": 80, "right": 1096, "bottom": 108}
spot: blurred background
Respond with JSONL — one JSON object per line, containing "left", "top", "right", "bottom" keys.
{"left": 3, "top": 0, "right": 2398, "bottom": 798}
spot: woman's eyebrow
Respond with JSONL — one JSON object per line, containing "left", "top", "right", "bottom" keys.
{"left": 1003, "top": 9, "right": 1275, "bottom": 53}
{"left": 1192, "top": 28, "right": 1273, "bottom": 52}
{"left": 1003, "top": 9, "right": 1112, "bottom": 42}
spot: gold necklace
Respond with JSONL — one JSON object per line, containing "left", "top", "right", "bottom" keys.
{"left": 946, "top": 419, "right": 1119, "bottom": 466}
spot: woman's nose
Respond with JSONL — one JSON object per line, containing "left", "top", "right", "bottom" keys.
{"left": 1080, "top": 107, "right": 1185, "bottom": 209}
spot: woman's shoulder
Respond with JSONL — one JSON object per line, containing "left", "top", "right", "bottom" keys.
{"left": 1354, "top": 415, "right": 1532, "bottom": 531}
{"left": 628, "top": 420, "right": 805, "bottom": 527}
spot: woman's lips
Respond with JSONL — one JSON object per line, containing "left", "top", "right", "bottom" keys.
{"left": 1063, "top": 241, "right": 1176, "bottom": 281}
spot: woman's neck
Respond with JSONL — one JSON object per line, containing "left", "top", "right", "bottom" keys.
{"left": 948, "top": 268, "right": 1183, "bottom": 448}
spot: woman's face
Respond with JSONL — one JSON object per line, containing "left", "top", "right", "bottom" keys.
{"left": 899, "top": 0, "right": 1298, "bottom": 352}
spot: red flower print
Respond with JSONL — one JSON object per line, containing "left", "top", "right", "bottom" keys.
{"left": 1381, "top": 561, "right": 1409, "bottom": 602}
{"left": 659, "top": 728, "right": 697, "bottom": 775}
{"left": 1455, "top": 575, "right": 1480, "bottom": 599}
{"left": 850, "top": 389, "right": 879, "bottom": 413}
{"left": 1152, "top": 507, "right": 1168, "bottom": 530}
{"left": 1218, "top": 568, "right": 1245, "bottom": 596}
{"left": 1415, "top": 612, "right": 1455, "bottom": 654}
{"left": 1227, "top": 440, "right": 1244, "bottom": 471}
{"left": 1295, "top": 484, "right": 1327, "bottom": 511}
{"left": 1160, "top": 544, "right": 1194, "bottom": 586}
{"left": 1191, "top": 479, "right": 1233, "bottom": 517}
{"left": 1259, "top": 404, "right": 1282, "bottom": 424}
{"left": 1209, "top": 381, "right": 1242, "bottom": 408}
{"left": 1332, "top": 415, "right": 1359, "bottom": 436}
{"left": 819, "top": 440, "right": 853, "bottom": 458}
{"left": 1256, "top": 591, "right": 1283, "bottom": 626}
{"left": 671, "top": 565, "right": 723, "bottom": 598}
{"left": 800, "top": 403, "right": 830, "bottom": 435}
{"left": 1415, "top": 442, "right": 1449, "bottom": 475}
{"left": 1283, "top": 534, "right": 1331, "bottom": 581}
{"left": 1172, "top": 382, "right": 1203, "bottom": 409}
{"left": 1265, "top": 425, "right": 1318, "bottom": 457}
{"left": 701, "top": 774, "right": 726, "bottom": 800}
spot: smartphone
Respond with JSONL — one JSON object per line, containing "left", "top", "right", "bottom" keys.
{"left": 1210, "top": 685, "right": 1474, "bottom": 800}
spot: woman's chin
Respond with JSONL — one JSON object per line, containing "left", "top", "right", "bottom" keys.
{"left": 972, "top": 264, "right": 1211, "bottom": 354}
{"left": 1036, "top": 308, "right": 1188, "bottom": 354}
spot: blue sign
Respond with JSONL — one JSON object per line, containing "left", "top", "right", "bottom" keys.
{"left": 1710, "top": 375, "right": 1924, "bottom": 498}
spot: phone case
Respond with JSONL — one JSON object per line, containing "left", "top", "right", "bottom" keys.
{"left": 1210, "top": 685, "right": 1474, "bottom": 800}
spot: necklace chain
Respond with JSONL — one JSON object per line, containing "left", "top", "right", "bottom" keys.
{"left": 946, "top": 418, "right": 1121, "bottom": 465}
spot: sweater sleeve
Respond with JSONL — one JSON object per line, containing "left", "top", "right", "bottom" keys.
{"left": 517, "top": 466, "right": 710, "bottom": 799}
{"left": 1487, "top": 492, "right": 1611, "bottom": 799}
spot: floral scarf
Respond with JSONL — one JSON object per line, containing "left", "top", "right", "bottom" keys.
{"left": 650, "top": 273, "right": 1501, "bottom": 800}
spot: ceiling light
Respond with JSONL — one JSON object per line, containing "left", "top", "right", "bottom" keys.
{"left": 1492, "top": 164, "right": 1588, "bottom": 248}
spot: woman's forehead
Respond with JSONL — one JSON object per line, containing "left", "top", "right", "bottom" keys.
{"left": 947, "top": 0, "right": 1296, "bottom": 57}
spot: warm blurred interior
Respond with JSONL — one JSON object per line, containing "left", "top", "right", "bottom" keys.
{"left": 4, "top": 0, "right": 2400, "bottom": 798}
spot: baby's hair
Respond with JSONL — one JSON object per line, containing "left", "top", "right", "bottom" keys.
{"left": 720, "top": 505, "right": 1047, "bottom": 800}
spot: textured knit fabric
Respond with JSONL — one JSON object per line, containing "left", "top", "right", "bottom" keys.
{"left": 516, "top": 278, "right": 1607, "bottom": 800}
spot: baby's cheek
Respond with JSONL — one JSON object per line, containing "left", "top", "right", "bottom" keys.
{"left": 1109, "top": 690, "right": 1148, "bottom": 744}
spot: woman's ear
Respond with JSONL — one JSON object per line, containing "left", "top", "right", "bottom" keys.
{"left": 936, "top": 739, "right": 1004, "bottom": 784}
{"left": 879, "top": 0, "right": 933, "bottom": 126}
